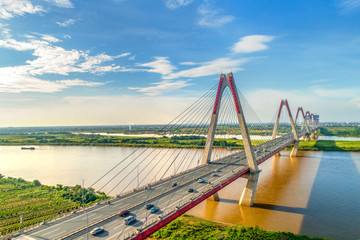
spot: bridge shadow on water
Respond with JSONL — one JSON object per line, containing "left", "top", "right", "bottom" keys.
{"left": 298, "top": 140, "right": 360, "bottom": 240}
{"left": 252, "top": 203, "right": 307, "bottom": 215}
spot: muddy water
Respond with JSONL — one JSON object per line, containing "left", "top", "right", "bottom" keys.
{"left": 1, "top": 145, "right": 359, "bottom": 239}
{"left": 188, "top": 151, "right": 360, "bottom": 240}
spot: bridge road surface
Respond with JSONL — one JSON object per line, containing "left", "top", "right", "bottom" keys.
{"left": 16, "top": 133, "right": 300, "bottom": 240}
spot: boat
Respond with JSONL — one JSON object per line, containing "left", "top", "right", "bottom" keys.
{"left": 21, "top": 147, "right": 35, "bottom": 150}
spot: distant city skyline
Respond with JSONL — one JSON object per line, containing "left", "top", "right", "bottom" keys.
{"left": 0, "top": 0, "right": 359, "bottom": 126}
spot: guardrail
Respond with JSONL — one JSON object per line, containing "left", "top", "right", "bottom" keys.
{"left": 57, "top": 151, "right": 247, "bottom": 239}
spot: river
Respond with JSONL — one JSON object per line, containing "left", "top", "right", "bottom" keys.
{"left": 1, "top": 146, "right": 360, "bottom": 239}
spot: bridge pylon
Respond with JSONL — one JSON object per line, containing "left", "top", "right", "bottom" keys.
{"left": 271, "top": 99, "right": 299, "bottom": 157}
{"left": 201, "top": 73, "right": 259, "bottom": 206}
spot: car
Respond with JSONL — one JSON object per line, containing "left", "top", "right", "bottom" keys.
{"left": 171, "top": 182, "right": 177, "bottom": 187}
{"left": 124, "top": 216, "right": 136, "bottom": 225}
{"left": 215, "top": 169, "right": 220, "bottom": 172}
{"left": 118, "top": 209, "right": 130, "bottom": 216}
{"left": 150, "top": 206, "right": 159, "bottom": 213}
{"left": 197, "top": 178, "right": 204, "bottom": 183}
{"left": 211, "top": 173, "right": 217, "bottom": 177}
{"left": 90, "top": 227, "right": 104, "bottom": 235}
{"left": 145, "top": 203, "right": 154, "bottom": 210}
{"left": 188, "top": 188, "right": 194, "bottom": 193}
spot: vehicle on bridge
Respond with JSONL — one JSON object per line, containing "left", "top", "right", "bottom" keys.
{"left": 197, "top": 178, "right": 205, "bottom": 183}
{"left": 150, "top": 206, "right": 159, "bottom": 213}
{"left": 118, "top": 209, "right": 130, "bottom": 216}
{"left": 145, "top": 203, "right": 154, "bottom": 210}
{"left": 90, "top": 227, "right": 104, "bottom": 235}
{"left": 124, "top": 216, "right": 136, "bottom": 225}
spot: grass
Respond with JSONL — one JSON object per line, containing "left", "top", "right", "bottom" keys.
{"left": 0, "top": 133, "right": 359, "bottom": 151}
{"left": 150, "top": 214, "right": 327, "bottom": 240}
{"left": 0, "top": 176, "right": 107, "bottom": 236}
{"left": 297, "top": 140, "right": 360, "bottom": 152}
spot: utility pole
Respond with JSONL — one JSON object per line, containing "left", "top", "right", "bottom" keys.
{"left": 82, "top": 180, "right": 89, "bottom": 240}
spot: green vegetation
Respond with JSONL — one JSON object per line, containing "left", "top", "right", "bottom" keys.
{"left": 151, "top": 214, "right": 327, "bottom": 240}
{"left": 0, "top": 133, "right": 251, "bottom": 149}
{"left": 319, "top": 126, "right": 360, "bottom": 137}
{"left": 0, "top": 133, "right": 359, "bottom": 151}
{"left": 0, "top": 175, "right": 107, "bottom": 235}
{"left": 298, "top": 140, "right": 360, "bottom": 152}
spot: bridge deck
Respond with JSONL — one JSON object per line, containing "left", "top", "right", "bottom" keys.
{"left": 18, "top": 132, "right": 304, "bottom": 240}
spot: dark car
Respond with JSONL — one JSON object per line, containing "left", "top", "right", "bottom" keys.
{"left": 172, "top": 183, "right": 177, "bottom": 187}
{"left": 188, "top": 188, "right": 194, "bottom": 193}
{"left": 150, "top": 206, "right": 159, "bottom": 213}
{"left": 145, "top": 203, "right": 154, "bottom": 210}
{"left": 118, "top": 209, "right": 130, "bottom": 216}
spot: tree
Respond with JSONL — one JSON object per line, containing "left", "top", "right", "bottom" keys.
{"left": 33, "top": 180, "right": 41, "bottom": 186}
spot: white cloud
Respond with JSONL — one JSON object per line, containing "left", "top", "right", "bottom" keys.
{"left": 0, "top": 0, "right": 44, "bottom": 19}
{"left": 0, "top": 23, "right": 11, "bottom": 38}
{"left": 243, "top": 87, "right": 360, "bottom": 122}
{"left": 165, "top": 0, "right": 194, "bottom": 9}
{"left": 45, "top": 0, "right": 73, "bottom": 8}
{"left": 137, "top": 57, "right": 177, "bottom": 75}
{"left": 232, "top": 35, "right": 275, "bottom": 53}
{"left": 351, "top": 97, "right": 360, "bottom": 109}
{"left": 198, "top": 1, "right": 234, "bottom": 28}
{"left": 39, "top": 34, "right": 61, "bottom": 43}
{"left": 63, "top": 34, "right": 71, "bottom": 39}
{"left": 164, "top": 57, "right": 249, "bottom": 79}
{"left": 309, "top": 79, "right": 329, "bottom": 84}
{"left": 340, "top": 0, "right": 360, "bottom": 13}
{"left": 0, "top": 34, "right": 132, "bottom": 93}
{"left": 129, "top": 80, "right": 192, "bottom": 96}
{"left": 56, "top": 19, "right": 76, "bottom": 27}
{"left": 0, "top": 95, "right": 194, "bottom": 126}
{"left": 0, "top": 67, "right": 103, "bottom": 93}
{"left": 180, "top": 61, "right": 198, "bottom": 65}
{"left": 129, "top": 55, "right": 136, "bottom": 60}
{"left": 312, "top": 88, "right": 360, "bottom": 98}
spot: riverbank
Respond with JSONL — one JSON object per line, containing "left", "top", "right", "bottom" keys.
{"left": 0, "top": 176, "right": 107, "bottom": 235}
{"left": 0, "top": 133, "right": 359, "bottom": 151}
{"left": 150, "top": 214, "right": 327, "bottom": 240}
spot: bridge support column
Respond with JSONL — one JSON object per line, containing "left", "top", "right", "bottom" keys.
{"left": 310, "top": 132, "right": 315, "bottom": 140}
{"left": 290, "top": 140, "right": 299, "bottom": 157}
{"left": 209, "top": 192, "right": 220, "bottom": 201}
{"left": 239, "top": 171, "right": 260, "bottom": 207}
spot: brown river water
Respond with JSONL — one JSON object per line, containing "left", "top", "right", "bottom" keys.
{"left": 1, "top": 146, "right": 360, "bottom": 239}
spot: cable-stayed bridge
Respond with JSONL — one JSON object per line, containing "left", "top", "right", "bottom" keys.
{"left": 12, "top": 73, "right": 319, "bottom": 240}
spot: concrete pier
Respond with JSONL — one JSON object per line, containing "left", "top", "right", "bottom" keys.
{"left": 239, "top": 171, "right": 261, "bottom": 206}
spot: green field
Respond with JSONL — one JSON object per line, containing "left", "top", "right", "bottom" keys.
{"left": 0, "top": 133, "right": 359, "bottom": 151}
{"left": 298, "top": 140, "right": 360, "bottom": 151}
{"left": 151, "top": 214, "right": 327, "bottom": 240}
{"left": 0, "top": 176, "right": 107, "bottom": 235}
{"left": 319, "top": 126, "right": 360, "bottom": 137}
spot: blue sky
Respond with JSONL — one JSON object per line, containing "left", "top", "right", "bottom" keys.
{"left": 0, "top": 0, "right": 359, "bottom": 126}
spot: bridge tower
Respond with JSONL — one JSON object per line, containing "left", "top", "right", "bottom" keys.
{"left": 295, "top": 107, "right": 311, "bottom": 141}
{"left": 201, "top": 73, "right": 259, "bottom": 206}
{"left": 271, "top": 99, "right": 299, "bottom": 156}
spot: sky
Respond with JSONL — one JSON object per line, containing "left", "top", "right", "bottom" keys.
{"left": 0, "top": 0, "right": 359, "bottom": 127}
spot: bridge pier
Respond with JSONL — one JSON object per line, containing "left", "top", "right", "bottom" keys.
{"left": 290, "top": 140, "right": 299, "bottom": 157}
{"left": 209, "top": 192, "right": 220, "bottom": 201}
{"left": 239, "top": 171, "right": 261, "bottom": 207}
{"left": 310, "top": 132, "right": 316, "bottom": 140}
{"left": 303, "top": 134, "right": 310, "bottom": 141}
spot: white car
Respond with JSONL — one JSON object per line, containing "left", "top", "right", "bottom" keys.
{"left": 90, "top": 227, "right": 104, "bottom": 235}
{"left": 197, "top": 178, "right": 204, "bottom": 183}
